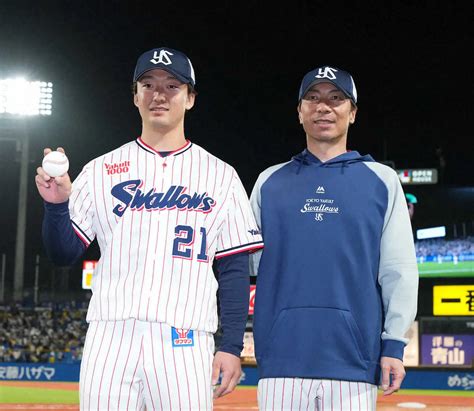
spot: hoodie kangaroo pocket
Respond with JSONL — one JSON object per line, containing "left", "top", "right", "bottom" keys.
{"left": 263, "top": 307, "right": 370, "bottom": 369}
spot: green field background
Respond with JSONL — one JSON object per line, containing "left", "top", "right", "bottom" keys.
{"left": 418, "top": 261, "right": 474, "bottom": 277}
{"left": 1, "top": 384, "right": 473, "bottom": 404}
{"left": 0, "top": 385, "right": 79, "bottom": 404}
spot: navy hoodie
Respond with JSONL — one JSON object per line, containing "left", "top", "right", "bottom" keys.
{"left": 250, "top": 149, "right": 418, "bottom": 384}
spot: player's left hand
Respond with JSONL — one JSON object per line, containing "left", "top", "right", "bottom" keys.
{"left": 211, "top": 351, "right": 242, "bottom": 399}
{"left": 380, "top": 356, "right": 406, "bottom": 396}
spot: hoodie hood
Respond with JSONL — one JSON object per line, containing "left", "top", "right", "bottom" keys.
{"left": 292, "top": 149, "right": 374, "bottom": 173}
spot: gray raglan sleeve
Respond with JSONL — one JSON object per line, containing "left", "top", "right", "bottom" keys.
{"left": 249, "top": 173, "right": 263, "bottom": 276}
{"left": 367, "top": 163, "right": 419, "bottom": 360}
{"left": 248, "top": 162, "right": 290, "bottom": 277}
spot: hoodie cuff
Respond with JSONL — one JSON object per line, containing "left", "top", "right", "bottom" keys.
{"left": 217, "top": 345, "right": 243, "bottom": 359}
{"left": 381, "top": 339, "right": 405, "bottom": 360}
{"left": 44, "top": 200, "right": 69, "bottom": 215}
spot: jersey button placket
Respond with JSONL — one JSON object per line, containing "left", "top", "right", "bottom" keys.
{"left": 161, "top": 155, "right": 175, "bottom": 184}
{"left": 160, "top": 155, "right": 171, "bottom": 179}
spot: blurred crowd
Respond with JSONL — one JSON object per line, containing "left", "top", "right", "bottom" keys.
{"left": 415, "top": 236, "right": 474, "bottom": 258}
{"left": 0, "top": 303, "right": 87, "bottom": 364}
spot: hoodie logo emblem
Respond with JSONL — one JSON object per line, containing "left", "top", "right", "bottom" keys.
{"left": 301, "top": 193, "right": 339, "bottom": 222}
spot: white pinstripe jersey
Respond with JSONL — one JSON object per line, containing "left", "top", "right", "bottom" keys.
{"left": 69, "top": 138, "right": 263, "bottom": 332}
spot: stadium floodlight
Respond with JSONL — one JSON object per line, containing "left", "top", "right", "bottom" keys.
{"left": 0, "top": 76, "right": 53, "bottom": 302}
{"left": 0, "top": 78, "right": 53, "bottom": 116}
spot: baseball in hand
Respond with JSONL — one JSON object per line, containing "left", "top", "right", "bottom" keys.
{"left": 42, "top": 151, "right": 69, "bottom": 177}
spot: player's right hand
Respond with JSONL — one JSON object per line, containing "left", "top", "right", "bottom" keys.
{"left": 35, "top": 147, "right": 72, "bottom": 204}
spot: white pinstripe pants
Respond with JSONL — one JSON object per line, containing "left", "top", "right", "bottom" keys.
{"left": 258, "top": 378, "right": 378, "bottom": 411}
{"left": 80, "top": 319, "right": 214, "bottom": 410}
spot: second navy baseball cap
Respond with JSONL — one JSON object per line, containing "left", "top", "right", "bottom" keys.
{"left": 298, "top": 66, "right": 357, "bottom": 105}
{"left": 133, "top": 47, "right": 196, "bottom": 88}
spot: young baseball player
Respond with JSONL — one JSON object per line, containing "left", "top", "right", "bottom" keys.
{"left": 35, "top": 46, "right": 263, "bottom": 410}
{"left": 250, "top": 66, "right": 418, "bottom": 410}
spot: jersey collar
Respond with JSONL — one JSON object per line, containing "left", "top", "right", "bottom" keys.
{"left": 136, "top": 137, "right": 192, "bottom": 157}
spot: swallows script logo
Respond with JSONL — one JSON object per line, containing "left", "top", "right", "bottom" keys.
{"left": 111, "top": 180, "right": 216, "bottom": 217}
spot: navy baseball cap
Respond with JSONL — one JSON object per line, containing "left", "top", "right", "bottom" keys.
{"left": 298, "top": 66, "right": 357, "bottom": 105}
{"left": 133, "top": 47, "right": 196, "bottom": 88}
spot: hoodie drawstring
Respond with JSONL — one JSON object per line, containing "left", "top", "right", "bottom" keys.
{"left": 341, "top": 161, "right": 348, "bottom": 174}
{"left": 296, "top": 152, "right": 308, "bottom": 174}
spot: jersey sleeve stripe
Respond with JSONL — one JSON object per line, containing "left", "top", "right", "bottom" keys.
{"left": 214, "top": 241, "right": 264, "bottom": 259}
{"left": 71, "top": 220, "right": 92, "bottom": 246}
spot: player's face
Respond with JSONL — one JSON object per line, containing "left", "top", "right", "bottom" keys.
{"left": 298, "top": 82, "right": 357, "bottom": 144}
{"left": 134, "top": 69, "right": 195, "bottom": 131}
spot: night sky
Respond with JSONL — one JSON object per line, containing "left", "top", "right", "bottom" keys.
{"left": 0, "top": 1, "right": 472, "bottom": 297}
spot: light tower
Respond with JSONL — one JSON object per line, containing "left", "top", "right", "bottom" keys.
{"left": 0, "top": 78, "right": 53, "bottom": 302}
